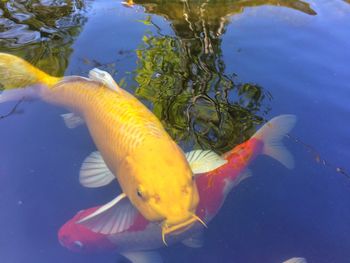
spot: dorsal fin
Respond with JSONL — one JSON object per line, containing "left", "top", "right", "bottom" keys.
{"left": 54, "top": 76, "right": 94, "bottom": 88}
{"left": 88, "top": 68, "right": 121, "bottom": 92}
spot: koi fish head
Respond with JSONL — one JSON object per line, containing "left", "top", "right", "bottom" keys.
{"left": 124, "top": 141, "right": 202, "bottom": 243}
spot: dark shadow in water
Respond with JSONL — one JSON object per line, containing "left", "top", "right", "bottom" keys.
{"left": 0, "top": 0, "right": 88, "bottom": 76}
{"left": 131, "top": 0, "right": 315, "bottom": 153}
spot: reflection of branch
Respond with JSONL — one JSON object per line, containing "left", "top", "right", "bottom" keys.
{"left": 287, "top": 134, "right": 350, "bottom": 180}
{"left": 0, "top": 99, "right": 23, "bottom": 120}
{"left": 150, "top": 20, "right": 165, "bottom": 36}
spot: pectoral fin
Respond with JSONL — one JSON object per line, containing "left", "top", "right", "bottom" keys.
{"left": 61, "top": 112, "right": 84, "bottom": 129}
{"left": 120, "top": 251, "right": 163, "bottom": 263}
{"left": 232, "top": 169, "right": 252, "bottom": 188}
{"left": 185, "top": 150, "right": 227, "bottom": 174}
{"left": 182, "top": 230, "right": 204, "bottom": 248}
{"left": 283, "top": 258, "right": 307, "bottom": 263}
{"left": 77, "top": 193, "right": 138, "bottom": 234}
{"left": 222, "top": 169, "right": 253, "bottom": 197}
{"left": 79, "top": 151, "right": 115, "bottom": 188}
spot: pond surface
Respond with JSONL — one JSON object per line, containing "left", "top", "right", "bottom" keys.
{"left": 0, "top": 0, "right": 350, "bottom": 262}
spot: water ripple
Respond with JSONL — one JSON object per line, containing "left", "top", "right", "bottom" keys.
{"left": 0, "top": 0, "right": 86, "bottom": 48}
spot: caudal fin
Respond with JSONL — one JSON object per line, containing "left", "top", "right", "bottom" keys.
{"left": 0, "top": 53, "right": 60, "bottom": 103}
{"left": 253, "top": 115, "right": 297, "bottom": 169}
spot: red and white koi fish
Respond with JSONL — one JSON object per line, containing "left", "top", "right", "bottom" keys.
{"left": 58, "top": 115, "right": 297, "bottom": 262}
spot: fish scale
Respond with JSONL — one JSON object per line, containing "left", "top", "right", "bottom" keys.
{"left": 47, "top": 79, "right": 166, "bottom": 157}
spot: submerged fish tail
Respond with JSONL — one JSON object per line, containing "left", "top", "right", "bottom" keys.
{"left": 252, "top": 114, "right": 297, "bottom": 169}
{"left": 0, "top": 53, "right": 60, "bottom": 90}
{"left": 0, "top": 53, "right": 100, "bottom": 111}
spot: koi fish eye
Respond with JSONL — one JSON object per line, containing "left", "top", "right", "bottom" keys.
{"left": 137, "top": 188, "right": 143, "bottom": 198}
{"left": 136, "top": 185, "right": 149, "bottom": 200}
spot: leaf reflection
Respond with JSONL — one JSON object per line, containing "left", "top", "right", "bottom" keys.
{"left": 131, "top": 0, "right": 317, "bottom": 153}
{"left": 134, "top": 32, "right": 271, "bottom": 153}
{"left": 0, "top": 0, "right": 87, "bottom": 76}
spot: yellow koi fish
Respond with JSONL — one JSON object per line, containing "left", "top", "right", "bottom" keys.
{"left": 0, "top": 53, "right": 226, "bottom": 243}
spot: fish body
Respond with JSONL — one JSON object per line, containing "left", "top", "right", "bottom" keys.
{"left": 49, "top": 77, "right": 198, "bottom": 224}
{"left": 0, "top": 53, "right": 203, "bottom": 236}
{"left": 58, "top": 115, "right": 296, "bottom": 254}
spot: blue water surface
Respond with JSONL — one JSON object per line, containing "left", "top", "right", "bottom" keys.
{"left": 0, "top": 0, "right": 350, "bottom": 262}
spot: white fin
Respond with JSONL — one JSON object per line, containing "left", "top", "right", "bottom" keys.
{"left": 182, "top": 230, "right": 204, "bottom": 248}
{"left": 232, "top": 169, "right": 252, "bottom": 188}
{"left": 77, "top": 193, "right": 138, "bottom": 234}
{"left": 253, "top": 115, "right": 296, "bottom": 169}
{"left": 61, "top": 113, "right": 84, "bottom": 129}
{"left": 185, "top": 150, "right": 227, "bottom": 174}
{"left": 79, "top": 151, "right": 115, "bottom": 188}
{"left": 283, "top": 257, "right": 307, "bottom": 263}
{"left": 120, "top": 251, "right": 163, "bottom": 263}
{"left": 223, "top": 169, "right": 252, "bottom": 197}
{"left": 88, "top": 68, "right": 121, "bottom": 92}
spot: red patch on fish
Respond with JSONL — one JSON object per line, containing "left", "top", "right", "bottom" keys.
{"left": 58, "top": 207, "right": 116, "bottom": 253}
{"left": 196, "top": 138, "right": 263, "bottom": 218}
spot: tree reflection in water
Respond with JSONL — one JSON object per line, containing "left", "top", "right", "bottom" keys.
{"left": 133, "top": 1, "right": 321, "bottom": 152}
{"left": 132, "top": 0, "right": 316, "bottom": 152}
{"left": 0, "top": 0, "right": 87, "bottom": 76}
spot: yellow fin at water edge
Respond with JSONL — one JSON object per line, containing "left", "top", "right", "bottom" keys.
{"left": 252, "top": 115, "right": 297, "bottom": 169}
{"left": 0, "top": 53, "right": 60, "bottom": 90}
{"left": 185, "top": 150, "right": 228, "bottom": 175}
{"left": 88, "top": 68, "right": 121, "bottom": 92}
{"left": 77, "top": 193, "right": 138, "bottom": 235}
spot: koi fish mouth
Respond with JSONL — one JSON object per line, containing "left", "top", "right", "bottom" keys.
{"left": 161, "top": 214, "right": 207, "bottom": 246}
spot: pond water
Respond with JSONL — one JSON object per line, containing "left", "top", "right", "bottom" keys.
{"left": 0, "top": 0, "right": 349, "bottom": 262}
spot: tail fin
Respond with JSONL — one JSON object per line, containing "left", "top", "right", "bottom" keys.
{"left": 0, "top": 53, "right": 61, "bottom": 103}
{"left": 253, "top": 115, "right": 297, "bottom": 169}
